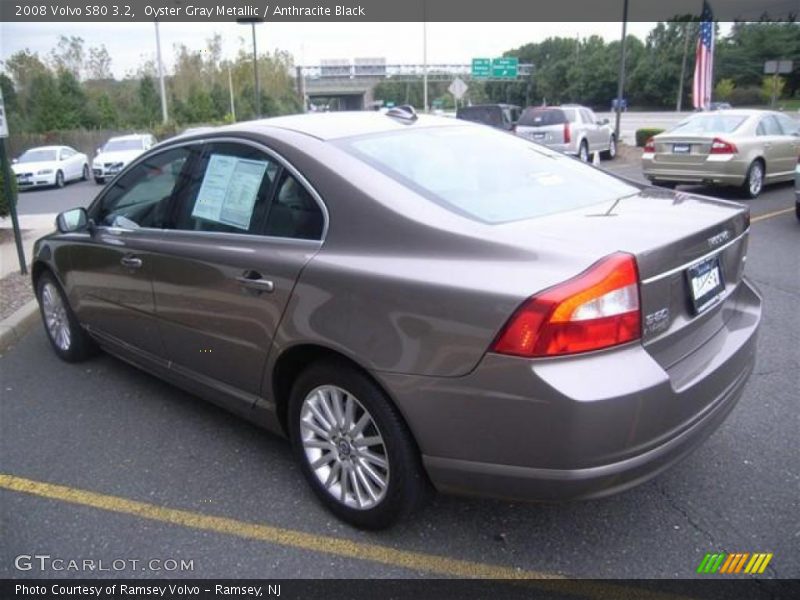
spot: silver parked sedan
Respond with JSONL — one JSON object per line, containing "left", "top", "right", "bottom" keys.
{"left": 515, "top": 104, "right": 617, "bottom": 162}
{"left": 33, "top": 109, "right": 760, "bottom": 529}
{"left": 642, "top": 109, "right": 800, "bottom": 197}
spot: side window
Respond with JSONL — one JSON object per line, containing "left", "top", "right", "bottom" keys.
{"left": 62, "top": 148, "right": 75, "bottom": 159}
{"left": 775, "top": 114, "right": 799, "bottom": 136}
{"left": 264, "top": 171, "right": 324, "bottom": 241}
{"left": 176, "top": 142, "right": 279, "bottom": 235}
{"left": 757, "top": 116, "right": 782, "bottom": 136}
{"left": 97, "top": 146, "right": 194, "bottom": 229}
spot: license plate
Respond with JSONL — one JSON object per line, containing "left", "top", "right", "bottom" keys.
{"left": 673, "top": 143, "right": 691, "bottom": 154}
{"left": 686, "top": 256, "right": 725, "bottom": 313}
{"left": 533, "top": 132, "right": 546, "bottom": 140}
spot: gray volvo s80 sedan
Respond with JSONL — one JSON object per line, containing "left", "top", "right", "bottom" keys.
{"left": 32, "top": 109, "right": 761, "bottom": 529}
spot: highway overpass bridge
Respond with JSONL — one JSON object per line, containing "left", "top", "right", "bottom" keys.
{"left": 295, "top": 62, "right": 533, "bottom": 110}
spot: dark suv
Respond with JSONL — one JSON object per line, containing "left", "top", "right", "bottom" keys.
{"left": 455, "top": 104, "right": 520, "bottom": 132}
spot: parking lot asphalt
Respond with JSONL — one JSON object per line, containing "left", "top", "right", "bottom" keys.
{"left": 1, "top": 160, "right": 798, "bottom": 581}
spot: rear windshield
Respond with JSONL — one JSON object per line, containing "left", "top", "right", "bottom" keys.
{"left": 518, "top": 108, "right": 573, "bottom": 127}
{"left": 456, "top": 106, "right": 503, "bottom": 128}
{"left": 104, "top": 139, "right": 144, "bottom": 152}
{"left": 338, "top": 126, "right": 637, "bottom": 224}
{"left": 669, "top": 115, "right": 747, "bottom": 135}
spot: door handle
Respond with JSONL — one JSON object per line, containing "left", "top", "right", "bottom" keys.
{"left": 236, "top": 271, "right": 274, "bottom": 293}
{"left": 120, "top": 255, "right": 142, "bottom": 269}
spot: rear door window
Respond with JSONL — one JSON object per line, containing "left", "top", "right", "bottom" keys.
{"left": 775, "top": 114, "right": 800, "bottom": 136}
{"left": 757, "top": 116, "right": 783, "bottom": 136}
{"left": 175, "top": 142, "right": 279, "bottom": 235}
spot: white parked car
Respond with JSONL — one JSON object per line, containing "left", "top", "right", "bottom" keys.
{"left": 12, "top": 146, "right": 89, "bottom": 189}
{"left": 92, "top": 134, "right": 156, "bottom": 184}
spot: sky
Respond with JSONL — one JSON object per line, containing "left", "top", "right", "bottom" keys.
{"left": 0, "top": 21, "right": 664, "bottom": 78}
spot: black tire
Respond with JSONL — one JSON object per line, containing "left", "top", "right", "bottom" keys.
{"left": 795, "top": 201, "right": 800, "bottom": 222}
{"left": 288, "top": 359, "right": 428, "bottom": 529}
{"left": 741, "top": 160, "right": 765, "bottom": 199}
{"left": 602, "top": 135, "right": 617, "bottom": 160}
{"left": 81, "top": 164, "right": 89, "bottom": 181}
{"left": 654, "top": 181, "right": 677, "bottom": 189}
{"left": 36, "top": 271, "right": 98, "bottom": 362}
{"left": 55, "top": 170, "right": 65, "bottom": 188}
{"left": 94, "top": 177, "right": 105, "bottom": 185}
{"left": 578, "top": 140, "right": 589, "bottom": 163}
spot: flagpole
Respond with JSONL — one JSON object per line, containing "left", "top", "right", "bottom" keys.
{"left": 677, "top": 22, "right": 691, "bottom": 112}
{"left": 614, "top": 0, "right": 628, "bottom": 142}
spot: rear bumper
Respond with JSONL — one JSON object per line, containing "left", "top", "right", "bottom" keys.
{"left": 642, "top": 154, "right": 748, "bottom": 186}
{"left": 377, "top": 279, "right": 761, "bottom": 502}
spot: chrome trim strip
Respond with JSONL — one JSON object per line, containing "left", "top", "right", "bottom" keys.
{"left": 641, "top": 228, "right": 748, "bottom": 284}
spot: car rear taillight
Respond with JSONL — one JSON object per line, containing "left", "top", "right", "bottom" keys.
{"left": 709, "top": 137, "right": 738, "bottom": 154}
{"left": 644, "top": 137, "right": 655, "bottom": 153}
{"left": 491, "top": 253, "right": 641, "bottom": 358}
{"left": 563, "top": 122, "right": 571, "bottom": 144}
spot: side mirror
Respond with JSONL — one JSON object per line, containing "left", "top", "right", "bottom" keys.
{"left": 600, "top": 118, "right": 610, "bottom": 125}
{"left": 96, "top": 147, "right": 102, "bottom": 155}
{"left": 56, "top": 207, "right": 89, "bottom": 233}
{"left": 12, "top": 158, "right": 18, "bottom": 164}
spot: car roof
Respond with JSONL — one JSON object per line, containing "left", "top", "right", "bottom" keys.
{"left": 231, "top": 112, "right": 465, "bottom": 141}
{"left": 25, "top": 145, "right": 65, "bottom": 151}
{"left": 108, "top": 133, "right": 150, "bottom": 141}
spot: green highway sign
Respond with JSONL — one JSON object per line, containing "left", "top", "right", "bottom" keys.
{"left": 492, "top": 57, "right": 518, "bottom": 79}
{"left": 471, "top": 58, "right": 491, "bottom": 79}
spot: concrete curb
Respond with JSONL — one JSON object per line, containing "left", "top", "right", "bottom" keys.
{"left": 0, "top": 299, "right": 40, "bottom": 354}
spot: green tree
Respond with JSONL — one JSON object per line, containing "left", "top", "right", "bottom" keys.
{"left": 714, "top": 78, "right": 736, "bottom": 101}
{"left": 27, "top": 71, "right": 62, "bottom": 132}
{"left": 137, "top": 75, "right": 161, "bottom": 126}
{"left": 57, "top": 69, "right": 89, "bottom": 128}
{"left": 95, "top": 93, "right": 118, "bottom": 128}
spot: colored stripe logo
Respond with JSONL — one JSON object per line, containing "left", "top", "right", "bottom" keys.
{"left": 697, "top": 552, "right": 773, "bottom": 574}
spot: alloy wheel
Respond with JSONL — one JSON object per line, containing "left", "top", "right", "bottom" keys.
{"left": 749, "top": 163, "right": 763, "bottom": 197}
{"left": 299, "top": 385, "right": 389, "bottom": 510}
{"left": 41, "top": 282, "right": 71, "bottom": 351}
{"left": 608, "top": 137, "right": 616, "bottom": 158}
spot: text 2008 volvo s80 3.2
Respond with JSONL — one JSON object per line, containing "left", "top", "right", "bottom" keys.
{"left": 32, "top": 108, "right": 761, "bottom": 529}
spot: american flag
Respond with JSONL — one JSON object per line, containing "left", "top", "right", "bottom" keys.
{"left": 692, "top": 2, "right": 715, "bottom": 110}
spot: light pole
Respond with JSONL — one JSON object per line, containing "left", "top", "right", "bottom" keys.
{"left": 422, "top": 21, "right": 428, "bottom": 113}
{"left": 238, "top": 18, "right": 263, "bottom": 118}
{"left": 154, "top": 21, "right": 168, "bottom": 123}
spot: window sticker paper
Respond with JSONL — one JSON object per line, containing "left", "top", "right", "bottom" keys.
{"left": 192, "top": 154, "right": 268, "bottom": 230}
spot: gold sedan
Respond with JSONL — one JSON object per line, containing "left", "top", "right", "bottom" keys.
{"left": 642, "top": 109, "right": 800, "bottom": 198}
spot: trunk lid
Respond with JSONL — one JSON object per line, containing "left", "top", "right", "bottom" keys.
{"left": 497, "top": 187, "right": 750, "bottom": 369}
{"left": 651, "top": 134, "right": 719, "bottom": 166}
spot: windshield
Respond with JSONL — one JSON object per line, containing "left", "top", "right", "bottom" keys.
{"left": 19, "top": 149, "right": 58, "bottom": 163}
{"left": 669, "top": 115, "right": 747, "bottom": 135}
{"left": 518, "top": 108, "right": 570, "bottom": 127}
{"left": 103, "top": 139, "right": 144, "bottom": 152}
{"left": 339, "top": 126, "right": 637, "bottom": 224}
